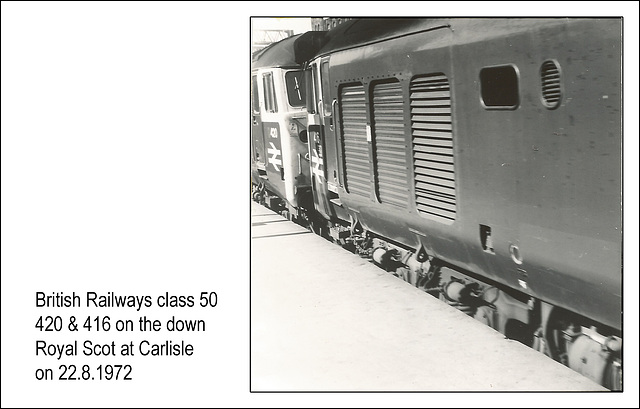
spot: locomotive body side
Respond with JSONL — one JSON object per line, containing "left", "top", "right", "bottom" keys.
{"left": 451, "top": 18, "right": 622, "bottom": 330}
{"left": 321, "top": 18, "right": 621, "bottom": 332}
{"left": 303, "top": 19, "right": 623, "bottom": 388}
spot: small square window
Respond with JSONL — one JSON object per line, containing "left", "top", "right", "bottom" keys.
{"left": 480, "top": 65, "right": 519, "bottom": 109}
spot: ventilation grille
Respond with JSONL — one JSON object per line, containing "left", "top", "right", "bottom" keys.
{"left": 340, "top": 83, "right": 369, "bottom": 197}
{"left": 541, "top": 60, "right": 561, "bottom": 109}
{"left": 410, "top": 74, "right": 456, "bottom": 221}
{"left": 372, "top": 80, "right": 408, "bottom": 208}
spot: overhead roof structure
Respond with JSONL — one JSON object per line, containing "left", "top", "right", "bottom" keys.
{"left": 294, "top": 18, "right": 450, "bottom": 64}
{"left": 252, "top": 33, "right": 303, "bottom": 70}
{"left": 252, "top": 29, "right": 294, "bottom": 54}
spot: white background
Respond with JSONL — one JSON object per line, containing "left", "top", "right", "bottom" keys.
{"left": 2, "top": 2, "right": 638, "bottom": 408}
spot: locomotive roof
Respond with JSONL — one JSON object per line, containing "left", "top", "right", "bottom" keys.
{"left": 251, "top": 34, "right": 303, "bottom": 70}
{"left": 293, "top": 18, "right": 581, "bottom": 64}
{"left": 293, "top": 18, "right": 449, "bottom": 64}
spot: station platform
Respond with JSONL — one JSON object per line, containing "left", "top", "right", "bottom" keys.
{"left": 250, "top": 201, "right": 607, "bottom": 391}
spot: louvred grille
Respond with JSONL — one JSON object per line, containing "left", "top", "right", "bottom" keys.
{"left": 340, "top": 83, "right": 369, "bottom": 197}
{"left": 410, "top": 74, "right": 456, "bottom": 222}
{"left": 541, "top": 60, "right": 561, "bottom": 108}
{"left": 372, "top": 80, "right": 408, "bottom": 208}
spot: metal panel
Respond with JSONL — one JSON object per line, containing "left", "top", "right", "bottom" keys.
{"left": 340, "top": 83, "right": 370, "bottom": 197}
{"left": 372, "top": 80, "right": 409, "bottom": 208}
{"left": 410, "top": 74, "right": 456, "bottom": 221}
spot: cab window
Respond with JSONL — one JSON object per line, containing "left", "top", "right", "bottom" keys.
{"left": 285, "top": 71, "right": 305, "bottom": 107}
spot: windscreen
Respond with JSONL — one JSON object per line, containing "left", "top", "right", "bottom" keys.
{"left": 285, "top": 70, "right": 305, "bottom": 108}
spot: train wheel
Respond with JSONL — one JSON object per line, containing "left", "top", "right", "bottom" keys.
{"left": 308, "top": 213, "right": 329, "bottom": 239}
{"left": 544, "top": 308, "right": 623, "bottom": 390}
{"left": 532, "top": 326, "right": 552, "bottom": 357}
{"left": 309, "top": 217, "right": 323, "bottom": 236}
{"left": 252, "top": 183, "right": 265, "bottom": 204}
{"left": 604, "top": 360, "right": 622, "bottom": 391}
{"left": 543, "top": 308, "right": 576, "bottom": 365}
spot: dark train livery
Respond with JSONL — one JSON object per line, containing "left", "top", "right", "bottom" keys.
{"left": 251, "top": 18, "right": 622, "bottom": 389}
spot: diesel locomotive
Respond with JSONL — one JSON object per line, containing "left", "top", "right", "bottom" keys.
{"left": 251, "top": 34, "right": 311, "bottom": 219}
{"left": 251, "top": 18, "right": 622, "bottom": 390}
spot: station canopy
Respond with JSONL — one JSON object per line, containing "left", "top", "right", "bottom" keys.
{"left": 252, "top": 34, "right": 303, "bottom": 70}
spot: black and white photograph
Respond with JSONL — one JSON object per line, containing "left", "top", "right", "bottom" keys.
{"left": 1, "top": 2, "right": 638, "bottom": 408}
{"left": 250, "top": 16, "right": 630, "bottom": 394}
